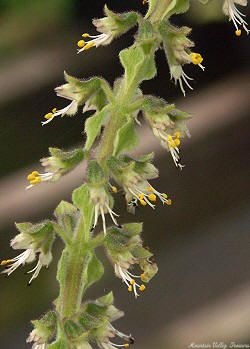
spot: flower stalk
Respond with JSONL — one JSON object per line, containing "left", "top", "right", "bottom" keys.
{"left": 1, "top": 1, "right": 248, "bottom": 348}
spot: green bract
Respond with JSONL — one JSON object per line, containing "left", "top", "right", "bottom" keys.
{"left": 93, "top": 5, "right": 138, "bottom": 40}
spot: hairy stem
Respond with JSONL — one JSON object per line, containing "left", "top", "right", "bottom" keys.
{"left": 146, "top": 0, "right": 173, "bottom": 23}
{"left": 56, "top": 215, "right": 91, "bottom": 319}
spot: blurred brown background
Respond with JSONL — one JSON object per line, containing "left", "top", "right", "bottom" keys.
{"left": 0, "top": 1, "right": 250, "bottom": 348}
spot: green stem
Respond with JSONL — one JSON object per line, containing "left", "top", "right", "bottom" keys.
{"left": 56, "top": 216, "right": 91, "bottom": 318}
{"left": 97, "top": 107, "right": 127, "bottom": 163}
{"left": 146, "top": 0, "right": 172, "bottom": 23}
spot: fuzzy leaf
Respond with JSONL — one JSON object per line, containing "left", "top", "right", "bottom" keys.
{"left": 54, "top": 201, "right": 79, "bottom": 235}
{"left": 113, "top": 118, "right": 138, "bottom": 156}
{"left": 84, "top": 252, "right": 104, "bottom": 289}
{"left": 97, "top": 291, "right": 114, "bottom": 306}
{"left": 72, "top": 185, "right": 93, "bottom": 232}
{"left": 54, "top": 201, "right": 78, "bottom": 219}
{"left": 119, "top": 44, "right": 156, "bottom": 89}
{"left": 84, "top": 106, "right": 109, "bottom": 151}
{"left": 123, "top": 222, "right": 143, "bottom": 236}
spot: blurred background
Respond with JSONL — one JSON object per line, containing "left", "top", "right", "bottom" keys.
{"left": 0, "top": 0, "right": 250, "bottom": 348}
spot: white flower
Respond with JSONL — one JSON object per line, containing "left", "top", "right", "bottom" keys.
{"left": 90, "top": 187, "right": 120, "bottom": 235}
{"left": 1, "top": 232, "right": 53, "bottom": 284}
{"left": 1, "top": 249, "right": 35, "bottom": 274}
{"left": 1, "top": 250, "right": 52, "bottom": 284}
{"left": 152, "top": 129, "right": 186, "bottom": 169}
{"left": 77, "top": 32, "right": 113, "bottom": 53}
{"left": 27, "top": 329, "right": 48, "bottom": 349}
{"left": 123, "top": 175, "right": 172, "bottom": 209}
{"left": 26, "top": 170, "right": 58, "bottom": 189}
{"left": 98, "top": 322, "right": 133, "bottom": 349}
{"left": 170, "top": 65, "right": 194, "bottom": 97}
{"left": 114, "top": 263, "right": 146, "bottom": 298}
{"left": 223, "top": 0, "right": 249, "bottom": 35}
{"left": 41, "top": 101, "right": 77, "bottom": 126}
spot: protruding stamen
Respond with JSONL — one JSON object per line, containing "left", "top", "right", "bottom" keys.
{"left": 110, "top": 185, "right": 118, "bottom": 193}
{"left": 77, "top": 39, "right": 85, "bottom": 48}
{"left": 139, "top": 199, "right": 147, "bottom": 206}
{"left": 1, "top": 259, "right": 13, "bottom": 266}
{"left": 139, "top": 284, "right": 146, "bottom": 292}
{"left": 148, "top": 193, "right": 157, "bottom": 202}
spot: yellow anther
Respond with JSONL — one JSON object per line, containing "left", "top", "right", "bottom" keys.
{"left": 128, "top": 285, "right": 133, "bottom": 292}
{"left": 130, "top": 279, "right": 135, "bottom": 285}
{"left": 139, "top": 284, "right": 146, "bottom": 292}
{"left": 1, "top": 259, "right": 12, "bottom": 266}
{"left": 174, "top": 138, "right": 181, "bottom": 147}
{"left": 174, "top": 131, "right": 181, "bottom": 138}
{"left": 138, "top": 193, "right": 145, "bottom": 200}
{"left": 139, "top": 199, "right": 147, "bottom": 206}
{"left": 190, "top": 52, "right": 203, "bottom": 65}
{"left": 235, "top": 29, "right": 242, "bottom": 36}
{"left": 148, "top": 193, "right": 157, "bottom": 202}
{"left": 82, "top": 41, "right": 95, "bottom": 51}
{"left": 82, "top": 33, "right": 90, "bottom": 38}
{"left": 44, "top": 112, "right": 54, "bottom": 120}
{"left": 167, "top": 135, "right": 173, "bottom": 141}
{"left": 162, "top": 193, "right": 168, "bottom": 198}
{"left": 111, "top": 186, "right": 118, "bottom": 193}
{"left": 165, "top": 199, "right": 172, "bottom": 206}
{"left": 146, "top": 186, "right": 153, "bottom": 192}
{"left": 124, "top": 344, "right": 130, "bottom": 348}
{"left": 30, "top": 177, "right": 42, "bottom": 185}
{"left": 77, "top": 39, "right": 86, "bottom": 48}
{"left": 27, "top": 171, "right": 39, "bottom": 181}
{"left": 27, "top": 173, "right": 35, "bottom": 181}
{"left": 52, "top": 108, "right": 57, "bottom": 113}
{"left": 168, "top": 140, "right": 176, "bottom": 148}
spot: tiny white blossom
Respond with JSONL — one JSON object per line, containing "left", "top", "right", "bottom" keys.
{"left": 114, "top": 263, "right": 146, "bottom": 298}
{"left": 90, "top": 187, "right": 120, "bottom": 235}
{"left": 42, "top": 101, "right": 77, "bottom": 126}
{"left": 170, "top": 65, "right": 194, "bottom": 97}
{"left": 27, "top": 329, "right": 48, "bottom": 349}
{"left": 26, "top": 170, "right": 57, "bottom": 189}
{"left": 77, "top": 33, "right": 113, "bottom": 53}
{"left": 1, "top": 232, "right": 52, "bottom": 284}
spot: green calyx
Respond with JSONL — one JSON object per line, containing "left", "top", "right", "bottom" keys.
{"left": 104, "top": 223, "right": 158, "bottom": 283}
{"left": 93, "top": 5, "right": 138, "bottom": 39}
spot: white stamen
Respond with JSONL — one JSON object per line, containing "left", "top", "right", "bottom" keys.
{"left": 27, "top": 259, "right": 43, "bottom": 284}
{"left": 1, "top": 249, "right": 34, "bottom": 275}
